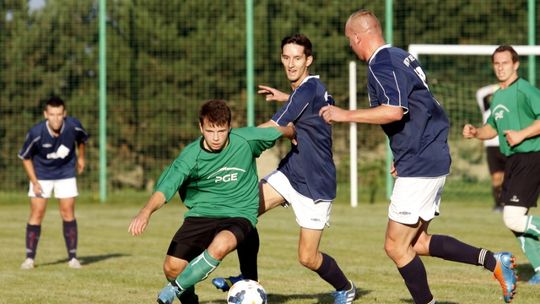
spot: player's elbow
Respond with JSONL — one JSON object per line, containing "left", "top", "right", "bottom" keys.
{"left": 385, "top": 106, "right": 404, "bottom": 122}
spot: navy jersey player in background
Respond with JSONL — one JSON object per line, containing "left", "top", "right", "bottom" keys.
{"left": 320, "top": 9, "right": 517, "bottom": 304}
{"left": 212, "top": 34, "right": 356, "bottom": 304}
{"left": 18, "top": 96, "right": 88, "bottom": 270}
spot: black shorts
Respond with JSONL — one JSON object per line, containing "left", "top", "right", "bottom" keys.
{"left": 486, "top": 146, "right": 506, "bottom": 174}
{"left": 501, "top": 152, "right": 540, "bottom": 208}
{"left": 166, "top": 217, "right": 253, "bottom": 261}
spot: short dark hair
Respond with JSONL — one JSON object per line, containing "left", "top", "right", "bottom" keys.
{"left": 281, "top": 34, "right": 313, "bottom": 58}
{"left": 199, "top": 99, "right": 231, "bottom": 126}
{"left": 492, "top": 45, "right": 519, "bottom": 63}
{"left": 44, "top": 96, "right": 65, "bottom": 110}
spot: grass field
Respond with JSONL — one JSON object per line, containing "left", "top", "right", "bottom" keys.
{"left": 0, "top": 192, "right": 538, "bottom": 303}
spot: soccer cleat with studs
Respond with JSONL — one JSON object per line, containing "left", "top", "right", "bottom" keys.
{"left": 493, "top": 252, "right": 517, "bottom": 303}
{"left": 157, "top": 282, "right": 182, "bottom": 304}
{"left": 211, "top": 274, "right": 244, "bottom": 292}
{"left": 20, "top": 258, "right": 35, "bottom": 270}
{"left": 331, "top": 280, "right": 356, "bottom": 304}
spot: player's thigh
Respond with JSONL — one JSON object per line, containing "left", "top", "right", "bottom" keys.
{"left": 29, "top": 197, "right": 48, "bottom": 224}
{"left": 298, "top": 227, "right": 323, "bottom": 259}
{"left": 259, "top": 180, "right": 285, "bottom": 214}
{"left": 207, "top": 230, "right": 238, "bottom": 260}
{"left": 385, "top": 219, "right": 424, "bottom": 253}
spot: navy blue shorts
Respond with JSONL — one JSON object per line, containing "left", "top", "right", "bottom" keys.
{"left": 166, "top": 217, "right": 252, "bottom": 261}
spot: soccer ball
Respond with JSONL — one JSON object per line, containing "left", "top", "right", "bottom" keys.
{"left": 226, "top": 279, "right": 267, "bottom": 304}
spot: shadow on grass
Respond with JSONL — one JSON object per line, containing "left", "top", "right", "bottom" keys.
{"left": 203, "top": 288, "right": 371, "bottom": 304}
{"left": 516, "top": 263, "right": 536, "bottom": 282}
{"left": 401, "top": 300, "right": 457, "bottom": 304}
{"left": 39, "top": 253, "right": 130, "bottom": 267}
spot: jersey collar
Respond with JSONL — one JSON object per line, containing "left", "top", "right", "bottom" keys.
{"left": 368, "top": 44, "right": 391, "bottom": 64}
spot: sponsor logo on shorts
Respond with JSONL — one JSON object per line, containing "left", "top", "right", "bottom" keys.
{"left": 207, "top": 167, "right": 246, "bottom": 183}
{"left": 398, "top": 211, "right": 411, "bottom": 215}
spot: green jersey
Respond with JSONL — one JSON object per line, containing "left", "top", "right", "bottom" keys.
{"left": 487, "top": 78, "right": 540, "bottom": 156}
{"left": 154, "top": 127, "right": 281, "bottom": 226}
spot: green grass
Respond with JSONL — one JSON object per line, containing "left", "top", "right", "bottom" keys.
{"left": 0, "top": 192, "right": 538, "bottom": 303}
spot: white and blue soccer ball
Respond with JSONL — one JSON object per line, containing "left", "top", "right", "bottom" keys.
{"left": 226, "top": 279, "right": 267, "bottom": 304}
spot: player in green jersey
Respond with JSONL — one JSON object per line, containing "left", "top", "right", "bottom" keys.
{"left": 128, "top": 99, "right": 294, "bottom": 304}
{"left": 463, "top": 45, "right": 540, "bottom": 285}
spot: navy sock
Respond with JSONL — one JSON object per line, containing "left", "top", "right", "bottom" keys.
{"left": 25, "top": 224, "right": 41, "bottom": 259}
{"left": 397, "top": 255, "right": 433, "bottom": 304}
{"left": 314, "top": 253, "right": 350, "bottom": 291}
{"left": 429, "top": 234, "right": 496, "bottom": 271}
{"left": 63, "top": 220, "right": 78, "bottom": 259}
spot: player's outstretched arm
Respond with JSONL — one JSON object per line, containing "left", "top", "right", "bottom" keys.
{"left": 463, "top": 123, "right": 497, "bottom": 140}
{"left": 257, "top": 85, "right": 289, "bottom": 102}
{"left": 320, "top": 104, "right": 403, "bottom": 125}
{"left": 128, "top": 191, "right": 166, "bottom": 236}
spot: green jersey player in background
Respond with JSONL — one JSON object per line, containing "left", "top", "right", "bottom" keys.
{"left": 464, "top": 45, "right": 540, "bottom": 286}
{"left": 128, "top": 99, "right": 294, "bottom": 304}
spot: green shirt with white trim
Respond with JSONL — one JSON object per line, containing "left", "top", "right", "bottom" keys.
{"left": 154, "top": 127, "right": 282, "bottom": 226}
{"left": 487, "top": 78, "right": 540, "bottom": 156}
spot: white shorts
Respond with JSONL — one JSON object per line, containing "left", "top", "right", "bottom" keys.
{"left": 28, "top": 177, "right": 79, "bottom": 199}
{"left": 263, "top": 170, "right": 331, "bottom": 230}
{"left": 388, "top": 176, "right": 446, "bottom": 225}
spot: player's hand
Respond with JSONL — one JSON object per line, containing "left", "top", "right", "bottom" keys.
{"left": 32, "top": 181, "right": 43, "bottom": 197}
{"left": 462, "top": 124, "right": 477, "bottom": 139}
{"left": 128, "top": 212, "right": 150, "bottom": 236}
{"left": 504, "top": 130, "right": 525, "bottom": 147}
{"left": 77, "top": 158, "right": 85, "bottom": 174}
{"left": 257, "top": 85, "right": 289, "bottom": 102}
{"left": 390, "top": 162, "right": 397, "bottom": 178}
{"left": 319, "top": 105, "right": 348, "bottom": 124}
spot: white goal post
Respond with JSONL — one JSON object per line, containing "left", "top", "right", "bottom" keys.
{"left": 409, "top": 44, "right": 540, "bottom": 60}
{"left": 348, "top": 44, "right": 540, "bottom": 207}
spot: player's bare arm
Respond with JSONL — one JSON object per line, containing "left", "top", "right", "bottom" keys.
{"left": 319, "top": 104, "right": 403, "bottom": 125}
{"left": 77, "top": 142, "right": 86, "bottom": 174}
{"left": 129, "top": 191, "right": 167, "bottom": 236}
{"left": 462, "top": 123, "right": 497, "bottom": 140}
{"left": 22, "top": 159, "right": 42, "bottom": 196}
{"left": 257, "top": 85, "right": 289, "bottom": 102}
{"left": 504, "top": 120, "right": 540, "bottom": 147}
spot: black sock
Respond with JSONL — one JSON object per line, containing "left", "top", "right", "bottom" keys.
{"left": 237, "top": 227, "right": 259, "bottom": 281}
{"left": 25, "top": 224, "right": 41, "bottom": 259}
{"left": 63, "top": 220, "right": 78, "bottom": 259}
{"left": 429, "top": 234, "right": 496, "bottom": 271}
{"left": 178, "top": 286, "right": 198, "bottom": 304}
{"left": 314, "top": 253, "right": 350, "bottom": 291}
{"left": 398, "top": 255, "right": 433, "bottom": 304}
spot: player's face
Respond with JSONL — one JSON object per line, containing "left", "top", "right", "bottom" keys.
{"left": 281, "top": 43, "right": 313, "bottom": 88}
{"left": 492, "top": 51, "right": 519, "bottom": 85}
{"left": 345, "top": 22, "right": 367, "bottom": 61}
{"left": 43, "top": 105, "right": 66, "bottom": 133}
{"left": 199, "top": 118, "right": 230, "bottom": 152}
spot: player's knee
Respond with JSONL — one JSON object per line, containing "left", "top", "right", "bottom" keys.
{"left": 503, "top": 211, "right": 527, "bottom": 233}
{"left": 384, "top": 240, "right": 404, "bottom": 260}
{"left": 163, "top": 261, "right": 181, "bottom": 279}
{"left": 297, "top": 252, "right": 318, "bottom": 270}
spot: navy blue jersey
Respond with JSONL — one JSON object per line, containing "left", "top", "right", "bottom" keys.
{"left": 368, "top": 45, "right": 451, "bottom": 177}
{"left": 18, "top": 117, "right": 89, "bottom": 180}
{"left": 271, "top": 76, "right": 336, "bottom": 201}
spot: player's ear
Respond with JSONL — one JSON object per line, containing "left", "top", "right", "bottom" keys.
{"left": 514, "top": 61, "right": 520, "bottom": 72}
{"left": 198, "top": 122, "right": 203, "bottom": 134}
{"left": 306, "top": 55, "right": 313, "bottom": 67}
